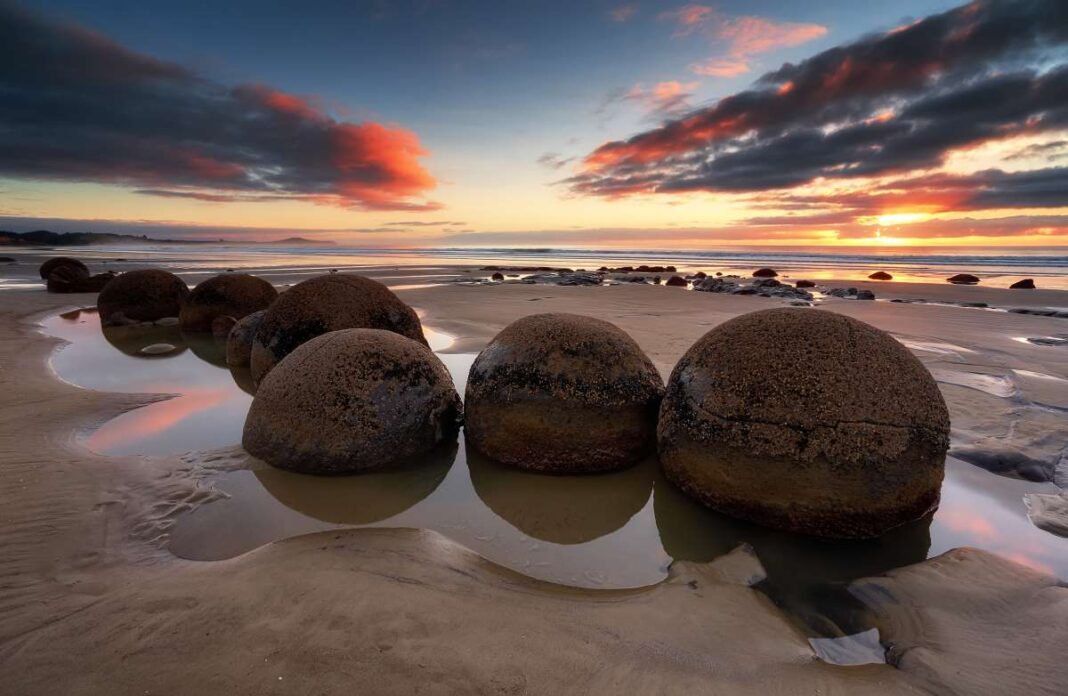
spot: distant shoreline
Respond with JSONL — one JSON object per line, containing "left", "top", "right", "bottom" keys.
{"left": 0, "top": 230, "right": 335, "bottom": 247}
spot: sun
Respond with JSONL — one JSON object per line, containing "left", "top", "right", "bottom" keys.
{"left": 873, "top": 212, "right": 932, "bottom": 226}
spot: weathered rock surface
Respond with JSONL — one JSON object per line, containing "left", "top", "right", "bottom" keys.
{"left": 465, "top": 313, "right": 664, "bottom": 472}
{"left": 179, "top": 273, "right": 277, "bottom": 333}
{"left": 243, "top": 328, "right": 462, "bottom": 473}
{"left": 658, "top": 308, "right": 950, "bottom": 538}
{"left": 96, "top": 269, "right": 190, "bottom": 326}
{"left": 226, "top": 310, "right": 266, "bottom": 367}
{"left": 249, "top": 274, "right": 426, "bottom": 383}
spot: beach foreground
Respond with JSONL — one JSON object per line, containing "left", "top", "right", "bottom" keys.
{"left": 1, "top": 254, "right": 1067, "bottom": 694}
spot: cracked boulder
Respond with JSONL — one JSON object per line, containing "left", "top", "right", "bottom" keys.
{"left": 657, "top": 308, "right": 949, "bottom": 538}
{"left": 243, "top": 328, "right": 462, "bottom": 473}
{"left": 465, "top": 313, "right": 664, "bottom": 472}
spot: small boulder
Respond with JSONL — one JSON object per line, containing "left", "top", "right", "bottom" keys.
{"left": 97, "top": 269, "right": 189, "bottom": 326}
{"left": 491, "top": 272, "right": 504, "bottom": 281}
{"left": 947, "top": 273, "right": 980, "bottom": 285}
{"left": 795, "top": 280, "right": 816, "bottom": 288}
{"left": 39, "top": 257, "right": 86, "bottom": 280}
{"left": 665, "top": 276, "right": 688, "bottom": 287}
{"left": 658, "top": 308, "right": 949, "bottom": 539}
{"left": 250, "top": 274, "right": 426, "bottom": 384}
{"left": 226, "top": 310, "right": 266, "bottom": 367}
{"left": 242, "top": 329, "right": 462, "bottom": 474}
{"left": 179, "top": 273, "right": 277, "bottom": 333}
{"left": 465, "top": 313, "right": 664, "bottom": 472}
{"left": 753, "top": 268, "right": 778, "bottom": 278}
{"left": 855, "top": 289, "right": 876, "bottom": 300}
{"left": 693, "top": 271, "right": 707, "bottom": 279}
{"left": 1010, "top": 278, "right": 1036, "bottom": 289}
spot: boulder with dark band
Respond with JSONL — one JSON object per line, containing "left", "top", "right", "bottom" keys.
{"left": 465, "top": 313, "right": 664, "bottom": 473}
{"left": 243, "top": 329, "right": 462, "bottom": 474}
{"left": 658, "top": 308, "right": 949, "bottom": 539}
{"left": 97, "top": 269, "right": 190, "bottom": 326}
{"left": 249, "top": 274, "right": 427, "bottom": 384}
{"left": 178, "top": 273, "right": 277, "bottom": 333}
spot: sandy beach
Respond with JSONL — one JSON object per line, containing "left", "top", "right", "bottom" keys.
{"left": 0, "top": 249, "right": 1065, "bottom": 695}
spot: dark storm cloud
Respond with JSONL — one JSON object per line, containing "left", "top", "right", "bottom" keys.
{"left": 0, "top": 1, "right": 439, "bottom": 210}
{"left": 570, "top": 0, "right": 1068, "bottom": 197}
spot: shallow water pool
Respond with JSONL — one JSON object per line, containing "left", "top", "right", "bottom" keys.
{"left": 40, "top": 307, "right": 1068, "bottom": 644}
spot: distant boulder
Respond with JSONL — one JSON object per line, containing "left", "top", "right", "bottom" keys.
{"left": 665, "top": 275, "right": 688, "bottom": 287}
{"left": 179, "top": 273, "right": 277, "bottom": 333}
{"left": 226, "top": 310, "right": 266, "bottom": 367}
{"left": 795, "top": 280, "right": 816, "bottom": 288}
{"left": 491, "top": 272, "right": 504, "bottom": 281}
{"left": 39, "top": 257, "right": 87, "bottom": 280}
{"left": 869, "top": 271, "right": 893, "bottom": 280}
{"left": 947, "top": 273, "right": 980, "bottom": 285}
{"left": 97, "top": 269, "right": 190, "bottom": 326}
{"left": 752, "top": 268, "right": 778, "bottom": 278}
{"left": 1010, "top": 278, "right": 1035, "bottom": 289}
{"left": 46, "top": 266, "right": 116, "bottom": 294}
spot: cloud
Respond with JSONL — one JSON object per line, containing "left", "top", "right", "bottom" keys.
{"left": 537, "top": 152, "right": 576, "bottom": 170}
{"left": 660, "top": 4, "right": 826, "bottom": 76}
{"left": 570, "top": 0, "right": 1068, "bottom": 206}
{"left": 385, "top": 220, "right": 467, "bottom": 226}
{"left": 624, "top": 80, "right": 699, "bottom": 115}
{"left": 690, "top": 58, "right": 751, "bottom": 77}
{"left": 609, "top": 4, "right": 638, "bottom": 23}
{"left": 0, "top": 2, "right": 439, "bottom": 211}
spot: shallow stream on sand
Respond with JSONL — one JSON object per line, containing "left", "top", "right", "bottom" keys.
{"left": 41, "top": 308, "right": 1068, "bottom": 649}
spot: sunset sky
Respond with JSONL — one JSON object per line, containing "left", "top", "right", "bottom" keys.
{"left": 1, "top": 0, "right": 1066, "bottom": 247}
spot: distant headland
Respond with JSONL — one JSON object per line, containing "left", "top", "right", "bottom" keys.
{"left": 0, "top": 230, "right": 335, "bottom": 247}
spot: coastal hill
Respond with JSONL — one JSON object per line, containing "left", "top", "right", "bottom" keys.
{"left": 0, "top": 230, "right": 335, "bottom": 247}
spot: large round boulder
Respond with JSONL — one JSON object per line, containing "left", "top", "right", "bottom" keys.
{"left": 464, "top": 313, "right": 664, "bottom": 472}
{"left": 39, "top": 257, "right": 86, "bottom": 280}
{"left": 178, "top": 273, "right": 277, "bottom": 333}
{"left": 226, "top": 309, "right": 265, "bottom": 367}
{"left": 243, "top": 328, "right": 462, "bottom": 474}
{"left": 97, "top": 269, "right": 190, "bottom": 326}
{"left": 249, "top": 274, "right": 426, "bottom": 383}
{"left": 657, "top": 308, "right": 949, "bottom": 539}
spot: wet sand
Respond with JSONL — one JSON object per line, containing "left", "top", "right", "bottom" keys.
{"left": 1, "top": 252, "right": 1067, "bottom": 694}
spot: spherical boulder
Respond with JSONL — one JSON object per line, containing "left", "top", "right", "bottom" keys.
{"left": 47, "top": 267, "right": 116, "bottom": 294}
{"left": 753, "top": 268, "right": 778, "bottom": 278}
{"left": 242, "top": 328, "right": 462, "bottom": 473}
{"left": 249, "top": 274, "right": 427, "bottom": 383}
{"left": 178, "top": 273, "right": 277, "bottom": 333}
{"left": 226, "top": 310, "right": 265, "bottom": 367}
{"left": 464, "top": 313, "right": 664, "bottom": 472}
{"left": 97, "top": 269, "right": 190, "bottom": 326}
{"left": 657, "top": 308, "right": 949, "bottom": 539}
{"left": 868, "top": 271, "right": 893, "bottom": 280}
{"left": 39, "top": 257, "right": 86, "bottom": 280}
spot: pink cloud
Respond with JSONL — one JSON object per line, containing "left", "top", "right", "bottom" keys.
{"left": 660, "top": 5, "right": 827, "bottom": 77}
{"left": 690, "top": 57, "right": 751, "bottom": 77}
{"left": 624, "top": 80, "right": 699, "bottom": 114}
